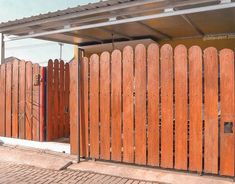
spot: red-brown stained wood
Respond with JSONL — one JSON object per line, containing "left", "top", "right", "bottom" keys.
{"left": 32, "top": 64, "right": 40, "bottom": 141}
{"left": 189, "top": 46, "right": 203, "bottom": 172}
{"left": 123, "top": 46, "right": 134, "bottom": 163}
{"left": 25, "top": 61, "right": 33, "bottom": 140}
{"left": 54, "top": 60, "right": 59, "bottom": 139}
{"left": 0, "top": 64, "right": 6, "bottom": 136}
{"left": 100, "top": 52, "right": 110, "bottom": 160}
{"left": 5, "top": 62, "right": 12, "bottom": 137}
{"left": 47, "top": 60, "right": 54, "bottom": 140}
{"left": 19, "top": 61, "right": 26, "bottom": 139}
{"left": 40, "top": 67, "right": 45, "bottom": 141}
{"left": 111, "top": 50, "right": 122, "bottom": 161}
{"left": 135, "top": 44, "right": 147, "bottom": 165}
{"left": 174, "top": 45, "right": 188, "bottom": 170}
{"left": 12, "top": 60, "right": 19, "bottom": 138}
{"left": 70, "top": 61, "right": 78, "bottom": 154}
{"left": 80, "top": 58, "right": 89, "bottom": 157}
{"left": 59, "top": 61, "right": 65, "bottom": 137}
{"left": 204, "top": 47, "right": 218, "bottom": 174}
{"left": 90, "top": 54, "right": 100, "bottom": 159}
{"left": 160, "top": 44, "right": 173, "bottom": 168}
{"left": 64, "top": 63, "right": 70, "bottom": 138}
{"left": 147, "top": 44, "right": 159, "bottom": 166}
{"left": 219, "top": 49, "right": 234, "bottom": 176}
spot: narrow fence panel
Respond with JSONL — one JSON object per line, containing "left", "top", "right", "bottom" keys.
{"left": 70, "top": 61, "right": 78, "bottom": 154}
{"left": 160, "top": 44, "right": 173, "bottom": 168}
{"left": 147, "top": 44, "right": 159, "bottom": 166}
{"left": 174, "top": 45, "right": 188, "bottom": 170}
{"left": 204, "top": 47, "right": 219, "bottom": 174}
{"left": 89, "top": 54, "right": 100, "bottom": 159}
{"left": 80, "top": 58, "right": 89, "bottom": 157}
{"left": 219, "top": 49, "right": 234, "bottom": 176}
{"left": 122, "top": 46, "right": 134, "bottom": 163}
{"left": 19, "top": 61, "right": 26, "bottom": 139}
{"left": 40, "top": 67, "right": 45, "bottom": 141}
{"left": 32, "top": 64, "right": 40, "bottom": 141}
{"left": 64, "top": 63, "right": 70, "bottom": 138}
{"left": 135, "top": 44, "right": 147, "bottom": 165}
{"left": 47, "top": 60, "right": 54, "bottom": 140}
{"left": 12, "top": 60, "right": 19, "bottom": 138}
{"left": 111, "top": 50, "right": 122, "bottom": 161}
{"left": 59, "top": 61, "right": 65, "bottom": 138}
{"left": 25, "top": 61, "right": 33, "bottom": 140}
{"left": 0, "top": 64, "right": 6, "bottom": 136}
{"left": 100, "top": 52, "right": 111, "bottom": 160}
{"left": 189, "top": 46, "right": 203, "bottom": 172}
{"left": 54, "top": 60, "right": 59, "bottom": 139}
{"left": 5, "top": 62, "right": 12, "bottom": 137}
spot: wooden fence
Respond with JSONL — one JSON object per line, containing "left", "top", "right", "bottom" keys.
{"left": 47, "top": 59, "right": 70, "bottom": 141}
{"left": 0, "top": 60, "right": 45, "bottom": 141}
{"left": 70, "top": 44, "right": 235, "bottom": 177}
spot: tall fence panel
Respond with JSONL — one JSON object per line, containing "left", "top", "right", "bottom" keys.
{"left": 0, "top": 60, "right": 45, "bottom": 141}
{"left": 71, "top": 43, "right": 235, "bottom": 177}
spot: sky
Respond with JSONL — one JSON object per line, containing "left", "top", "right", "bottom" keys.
{"left": 0, "top": 0, "right": 98, "bottom": 64}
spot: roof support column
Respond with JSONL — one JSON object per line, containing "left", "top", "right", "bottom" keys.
{"left": 0, "top": 33, "right": 5, "bottom": 64}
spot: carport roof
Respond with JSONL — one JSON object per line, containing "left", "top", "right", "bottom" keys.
{"left": 1, "top": 0, "right": 235, "bottom": 46}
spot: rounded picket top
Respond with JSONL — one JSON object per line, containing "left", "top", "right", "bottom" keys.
{"left": 135, "top": 43, "right": 146, "bottom": 53}
{"left": 82, "top": 56, "right": 89, "bottom": 63}
{"left": 111, "top": 49, "right": 122, "bottom": 63}
{"left": 219, "top": 48, "right": 234, "bottom": 59}
{"left": 174, "top": 44, "right": 187, "bottom": 53}
{"left": 189, "top": 45, "right": 202, "bottom": 64}
{"left": 90, "top": 53, "right": 99, "bottom": 62}
{"left": 147, "top": 43, "right": 159, "bottom": 52}
{"left": 100, "top": 51, "right": 110, "bottom": 63}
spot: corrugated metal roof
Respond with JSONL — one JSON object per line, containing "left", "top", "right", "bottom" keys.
{"left": 0, "top": 0, "right": 132, "bottom": 28}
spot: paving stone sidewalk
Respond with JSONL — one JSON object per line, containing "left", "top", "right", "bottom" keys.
{"left": 0, "top": 161, "right": 159, "bottom": 184}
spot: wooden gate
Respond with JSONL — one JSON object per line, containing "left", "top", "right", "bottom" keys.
{"left": 71, "top": 43, "right": 235, "bottom": 177}
{"left": 47, "top": 59, "right": 70, "bottom": 141}
{"left": 0, "top": 59, "right": 46, "bottom": 141}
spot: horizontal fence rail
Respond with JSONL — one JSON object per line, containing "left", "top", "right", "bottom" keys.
{"left": 0, "top": 60, "right": 46, "bottom": 141}
{"left": 71, "top": 43, "right": 235, "bottom": 177}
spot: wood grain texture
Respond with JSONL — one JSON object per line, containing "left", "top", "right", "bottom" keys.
{"left": 12, "top": 60, "right": 19, "bottom": 138}
{"left": 0, "top": 64, "right": 6, "bottom": 136}
{"left": 5, "top": 62, "right": 12, "bottom": 137}
{"left": 89, "top": 54, "right": 100, "bottom": 159}
{"left": 100, "top": 52, "right": 111, "bottom": 160}
{"left": 70, "top": 61, "right": 78, "bottom": 155}
{"left": 111, "top": 50, "right": 122, "bottom": 161}
{"left": 147, "top": 44, "right": 159, "bottom": 166}
{"left": 59, "top": 61, "right": 65, "bottom": 138}
{"left": 135, "top": 44, "right": 147, "bottom": 165}
{"left": 25, "top": 61, "right": 33, "bottom": 140}
{"left": 53, "top": 60, "right": 59, "bottom": 139}
{"left": 204, "top": 47, "right": 218, "bottom": 174}
{"left": 80, "top": 58, "right": 89, "bottom": 157}
{"left": 123, "top": 46, "right": 134, "bottom": 163}
{"left": 160, "top": 44, "right": 173, "bottom": 168}
{"left": 19, "top": 61, "right": 26, "bottom": 139}
{"left": 64, "top": 63, "right": 70, "bottom": 138}
{"left": 219, "top": 49, "right": 234, "bottom": 176}
{"left": 47, "top": 60, "right": 54, "bottom": 140}
{"left": 32, "top": 64, "right": 40, "bottom": 141}
{"left": 189, "top": 46, "right": 203, "bottom": 172}
{"left": 174, "top": 45, "right": 188, "bottom": 170}
{"left": 40, "top": 67, "right": 45, "bottom": 141}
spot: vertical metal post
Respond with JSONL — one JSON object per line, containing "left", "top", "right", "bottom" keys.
{"left": 0, "top": 33, "right": 5, "bottom": 64}
{"left": 77, "top": 48, "right": 84, "bottom": 163}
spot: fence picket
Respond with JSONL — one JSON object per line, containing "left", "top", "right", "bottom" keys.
{"left": 189, "top": 46, "right": 203, "bottom": 172}
{"left": 123, "top": 46, "right": 134, "bottom": 163}
{"left": 160, "top": 44, "right": 173, "bottom": 168}
{"left": 174, "top": 45, "right": 188, "bottom": 170}
{"left": 147, "top": 44, "right": 159, "bottom": 166}
{"left": 219, "top": 49, "right": 234, "bottom": 176}
{"left": 59, "top": 61, "right": 65, "bottom": 137}
{"left": 54, "top": 60, "right": 59, "bottom": 139}
{"left": 0, "top": 64, "right": 6, "bottom": 136}
{"left": 47, "top": 60, "right": 53, "bottom": 140}
{"left": 64, "top": 63, "right": 70, "bottom": 138}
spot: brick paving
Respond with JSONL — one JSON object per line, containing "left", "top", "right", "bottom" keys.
{"left": 0, "top": 161, "right": 158, "bottom": 184}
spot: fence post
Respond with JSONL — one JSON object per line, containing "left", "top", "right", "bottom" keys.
{"left": 0, "top": 33, "right": 5, "bottom": 64}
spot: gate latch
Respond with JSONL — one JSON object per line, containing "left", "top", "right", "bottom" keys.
{"left": 224, "top": 122, "right": 233, "bottom": 134}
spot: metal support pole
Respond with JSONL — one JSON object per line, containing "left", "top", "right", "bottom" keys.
{"left": 77, "top": 47, "right": 84, "bottom": 163}
{"left": 1, "top": 33, "right": 5, "bottom": 64}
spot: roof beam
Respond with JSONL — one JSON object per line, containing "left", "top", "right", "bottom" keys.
{"left": 96, "top": 27, "right": 133, "bottom": 40}
{"left": 181, "top": 15, "right": 204, "bottom": 36}
{"left": 1, "top": 0, "right": 219, "bottom": 33}
{"left": 63, "top": 32, "right": 103, "bottom": 43}
{"left": 5, "top": 2, "right": 235, "bottom": 41}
